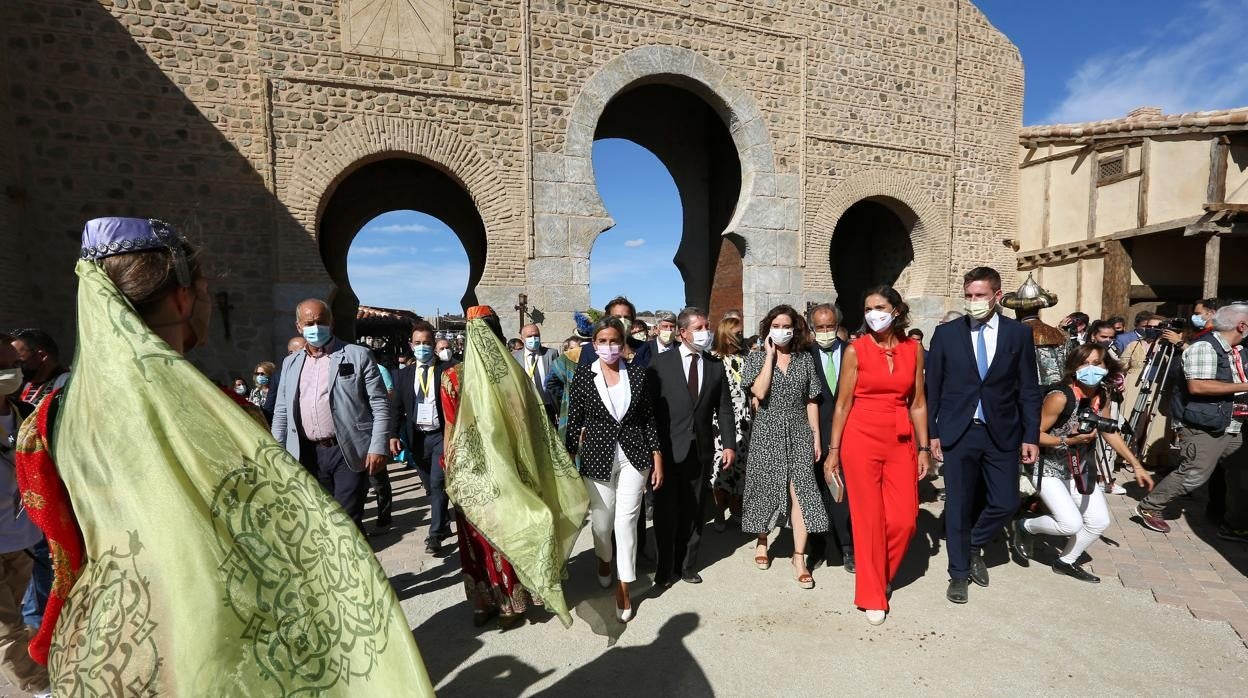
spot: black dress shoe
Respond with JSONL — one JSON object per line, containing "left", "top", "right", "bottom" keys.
{"left": 1013, "top": 519, "right": 1033, "bottom": 561}
{"left": 1052, "top": 560, "right": 1100, "bottom": 583}
{"left": 969, "top": 552, "right": 990, "bottom": 588}
{"left": 653, "top": 575, "right": 676, "bottom": 589}
{"left": 681, "top": 572, "right": 703, "bottom": 584}
{"left": 946, "top": 578, "right": 969, "bottom": 604}
{"left": 425, "top": 540, "right": 440, "bottom": 556}
{"left": 843, "top": 551, "right": 856, "bottom": 574}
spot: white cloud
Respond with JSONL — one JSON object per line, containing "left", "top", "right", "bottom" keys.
{"left": 1044, "top": 1, "right": 1248, "bottom": 124}
{"left": 347, "top": 259, "right": 471, "bottom": 316}
{"left": 350, "top": 245, "right": 418, "bottom": 257}
{"left": 623, "top": 238, "right": 646, "bottom": 248}
{"left": 364, "top": 222, "right": 436, "bottom": 235}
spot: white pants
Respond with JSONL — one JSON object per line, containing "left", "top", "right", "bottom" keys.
{"left": 1023, "top": 476, "right": 1111, "bottom": 564}
{"left": 585, "top": 458, "right": 649, "bottom": 584}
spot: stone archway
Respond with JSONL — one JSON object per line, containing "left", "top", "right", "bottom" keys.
{"left": 808, "top": 170, "right": 950, "bottom": 330}
{"left": 528, "top": 45, "right": 801, "bottom": 338}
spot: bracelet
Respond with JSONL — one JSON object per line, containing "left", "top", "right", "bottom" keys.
{"left": 917, "top": 446, "right": 931, "bottom": 453}
{"left": 828, "top": 446, "right": 840, "bottom": 450}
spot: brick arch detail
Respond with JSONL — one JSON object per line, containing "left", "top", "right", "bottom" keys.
{"left": 807, "top": 170, "right": 950, "bottom": 299}
{"left": 283, "top": 114, "right": 521, "bottom": 286}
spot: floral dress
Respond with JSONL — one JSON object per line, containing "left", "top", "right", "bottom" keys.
{"left": 711, "top": 352, "right": 751, "bottom": 494}
{"left": 739, "top": 350, "right": 828, "bottom": 534}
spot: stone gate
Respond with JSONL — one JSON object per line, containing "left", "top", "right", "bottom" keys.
{"left": 0, "top": 0, "right": 1022, "bottom": 376}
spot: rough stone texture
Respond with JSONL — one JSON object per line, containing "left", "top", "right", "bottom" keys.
{"left": 0, "top": 0, "right": 1022, "bottom": 372}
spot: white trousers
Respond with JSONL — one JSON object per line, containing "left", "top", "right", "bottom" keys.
{"left": 584, "top": 457, "right": 649, "bottom": 584}
{"left": 1023, "top": 476, "right": 1111, "bottom": 564}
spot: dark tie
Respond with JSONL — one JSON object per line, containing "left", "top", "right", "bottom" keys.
{"left": 688, "top": 353, "right": 700, "bottom": 403}
{"left": 416, "top": 366, "right": 428, "bottom": 401}
{"left": 530, "top": 354, "right": 543, "bottom": 394}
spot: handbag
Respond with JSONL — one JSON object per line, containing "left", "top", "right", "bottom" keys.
{"left": 824, "top": 467, "right": 845, "bottom": 504}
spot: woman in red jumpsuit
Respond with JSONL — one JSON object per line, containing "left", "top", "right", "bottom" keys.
{"left": 824, "top": 285, "right": 931, "bottom": 625}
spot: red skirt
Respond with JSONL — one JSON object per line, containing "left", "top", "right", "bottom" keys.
{"left": 454, "top": 509, "right": 535, "bottom": 615}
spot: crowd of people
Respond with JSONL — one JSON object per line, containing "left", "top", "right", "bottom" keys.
{"left": 1, "top": 217, "right": 1246, "bottom": 692}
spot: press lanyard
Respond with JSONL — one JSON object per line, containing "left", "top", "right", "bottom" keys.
{"left": 418, "top": 365, "right": 434, "bottom": 399}
{"left": 527, "top": 354, "right": 539, "bottom": 377}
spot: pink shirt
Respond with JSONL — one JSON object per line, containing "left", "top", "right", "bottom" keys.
{"left": 299, "top": 350, "right": 336, "bottom": 441}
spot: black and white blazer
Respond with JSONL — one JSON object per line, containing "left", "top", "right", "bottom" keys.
{"left": 564, "top": 361, "right": 661, "bottom": 481}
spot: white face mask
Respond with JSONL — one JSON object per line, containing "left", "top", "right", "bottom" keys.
{"left": 658, "top": 329, "right": 675, "bottom": 346}
{"left": 964, "top": 298, "right": 995, "bottom": 321}
{"left": 864, "top": 310, "right": 895, "bottom": 333}
{"left": 0, "top": 368, "right": 22, "bottom": 396}
{"left": 768, "top": 328, "right": 794, "bottom": 346}
{"left": 690, "top": 329, "right": 713, "bottom": 352}
{"left": 437, "top": 349, "right": 452, "bottom": 362}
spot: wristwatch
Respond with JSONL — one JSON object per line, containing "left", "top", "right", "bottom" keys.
{"left": 1056, "top": 435, "right": 1068, "bottom": 452}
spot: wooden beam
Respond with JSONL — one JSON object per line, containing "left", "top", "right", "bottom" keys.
{"left": 1042, "top": 149, "right": 1052, "bottom": 248}
{"left": 1096, "top": 169, "right": 1142, "bottom": 188}
{"left": 1203, "top": 234, "right": 1222, "bottom": 298}
{"left": 1208, "top": 136, "right": 1230, "bottom": 204}
{"left": 1204, "top": 202, "right": 1248, "bottom": 213}
{"left": 1101, "top": 239, "right": 1131, "bottom": 319}
{"left": 1137, "top": 139, "right": 1151, "bottom": 228}
{"left": 1088, "top": 151, "right": 1100, "bottom": 239}
{"left": 1021, "top": 124, "right": 1248, "bottom": 149}
{"left": 1020, "top": 144, "right": 1091, "bottom": 169}
{"left": 1109, "top": 214, "right": 1204, "bottom": 241}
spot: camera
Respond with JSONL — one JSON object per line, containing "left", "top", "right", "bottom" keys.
{"left": 1075, "top": 407, "right": 1119, "bottom": 435}
{"left": 1141, "top": 317, "right": 1189, "bottom": 342}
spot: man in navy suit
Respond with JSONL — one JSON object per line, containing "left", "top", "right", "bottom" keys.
{"left": 926, "top": 267, "right": 1041, "bottom": 604}
{"left": 808, "top": 303, "right": 854, "bottom": 572}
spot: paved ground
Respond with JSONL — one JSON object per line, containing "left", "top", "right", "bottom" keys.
{"left": 374, "top": 464, "right": 1248, "bottom": 697}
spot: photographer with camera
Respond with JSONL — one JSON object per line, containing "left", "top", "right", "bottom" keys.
{"left": 1059, "top": 312, "right": 1090, "bottom": 347}
{"left": 1136, "top": 303, "right": 1248, "bottom": 541}
{"left": 1120, "top": 314, "right": 1182, "bottom": 468}
{"left": 1014, "top": 343, "right": 1153, "bottom": 582}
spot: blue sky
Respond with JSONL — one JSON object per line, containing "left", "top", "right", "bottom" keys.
{"left": 348, "top": 0, "right": 1248, "bottom": 316}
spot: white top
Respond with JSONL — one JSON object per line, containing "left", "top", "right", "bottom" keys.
{"left": 413, "top": 362, "right": 441, "bottom": 432}
{"left": 678, "top": 343, "right": 703, "bottom": 396}
{"left": 525, "top": 350, "right": 546, "bottom": 384}
{"left": 592, "top": 360, "right": 631, "bottom": 466}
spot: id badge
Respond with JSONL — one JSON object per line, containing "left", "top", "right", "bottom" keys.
{"left": 416, "top": 403, "right": 435, "bottom": 426}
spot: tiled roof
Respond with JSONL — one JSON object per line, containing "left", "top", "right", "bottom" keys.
{"left": 1021, "top": 106, "right": 1248, "bottom": 143}
{"left": 356, "top": 305, "right": 421, "bottom": 322}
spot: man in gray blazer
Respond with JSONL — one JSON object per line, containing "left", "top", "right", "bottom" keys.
{"left": 272, "top": 299, "right": 392, "bottom": 530}
{"left": 514, "top": 323, "right": 559, "bottom": 424}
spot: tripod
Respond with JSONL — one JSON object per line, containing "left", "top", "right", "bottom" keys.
{"left": 1123, "top": 339, "right": 1177, "bottom": 460}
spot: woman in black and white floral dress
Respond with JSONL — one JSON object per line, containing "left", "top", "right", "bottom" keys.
{"left": 711, "top": 316, "right": 751, "bottom": 528}
{"left": 740, "top": 305, "right": 826, "bottom": 589}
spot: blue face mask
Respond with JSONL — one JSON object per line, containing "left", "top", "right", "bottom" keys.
{"left": 256, "top": 375, "right": 270, "bottom": 386}
{"left": 1075, "top": 365, "right": 1109, "bottom": 386}
{"left": 525, "top": 336, "right": 542, "bottom": 351}
{"left": 412, "top": 345, "right": 433, "bottom": 363}
{"left": 301, "top": 324, "right": 332, "bottom": 348}
{"left": 1191, "top": 313, "right": 1207, "bottom": 330}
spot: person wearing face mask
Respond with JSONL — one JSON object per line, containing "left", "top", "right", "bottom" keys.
{"left": 435, "top": 338, "right": 458, "bottom": 366}
{"left": 1015, "top": 343, "right": 1153, "bottom": 582}
{"left": 709, "top": 316, "right": 751, "bottom": 529}
{"left": 647, "top": 311, "right": 678, "bottom": 356}
{"left": 1189, "top": 298, "right": 1220, "bottom": 339}
{"left": 646, "top": 307, "right": 736, "bottom": 587}
{"left": 807, "top": 303, "right": 855, "bottom": 574}
{"left": 0, "top": 333, "right": 51, "bottom": 697}
{"left": 9, "top": 329, "right": 69, "bottom": 408}
{"left": 631, "top": 319, "right": 651, "bottom": 344}
{"left": 740, "top": 305, "right": 825, "bottom": 589}
{"left": 546, "top": 312, "right": 595, "bottom": 442}
{"left": 17, "top": 218, "right": 433, "bottom": 694}
{"left": 565, "top": 317, "right": 664, "bottom": 622}
{"left": 513, "top": 323, "right": 559, "bottom": 424}
{"left": 231, "top": 376, "right": 248, "bottom": 397}
{"left": 1137, "top": 303, "right": 1248, "bottom": 542}
{"left": 390, "top": 321, "right": 452, "bottom": 552}
{"left": 249, "top": 362, "right": 275, "bottom": 409}
{"left": 926, "top": 266, "right": 1041, "bottom": 605}
{"left": 578, "top": 296, "right": 652, "bottom": 369}
{"left": 1087, "top": 320, "right": 1120, "bottom": 362}
{"left": 824, "top": 287, "right": 930, "bottom": 625}
{"left": 272, "top": 298, "right": 393, "bottom": 532}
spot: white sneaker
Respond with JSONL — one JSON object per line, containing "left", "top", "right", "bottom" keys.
{"left": 865, "top": 609, "right": 887, "bottom": 625}
{"left": 1109, "top": 483, "right": 1127, "bottom": 495}
{"left": 617, "top": 605, "right": 634, "bottom": 623}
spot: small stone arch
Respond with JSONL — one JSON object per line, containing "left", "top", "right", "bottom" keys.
{"left": 529, "top": 45, "right": 801, "bottom": 336}
{"left": 808, "top": 170, "right": 950, "bottom": 301}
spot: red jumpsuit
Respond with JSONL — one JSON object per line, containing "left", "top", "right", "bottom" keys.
{"left": 841, "top": 336, "right": 919, "bottom": 611}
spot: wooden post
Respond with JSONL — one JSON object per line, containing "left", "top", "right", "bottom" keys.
{"left": 1203, "top": 234, "right": 1222, "bottom": 299}
{"left": 1208, "top": 136, "right": 1229, "bottom": 205}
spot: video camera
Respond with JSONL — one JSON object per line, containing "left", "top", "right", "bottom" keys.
{"left": 1141, "top": 317, "right": 1188, "bottom": 342}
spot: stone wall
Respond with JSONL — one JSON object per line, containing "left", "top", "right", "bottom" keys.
{"left": 0, "top": 0, "right": 1022, "bottom": 375}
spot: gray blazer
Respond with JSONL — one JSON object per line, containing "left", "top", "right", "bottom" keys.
{"left": 513, "top": 346, "right": 559, "bottom": 405}
{"left": 271, "top": 339, "right": 392, "bottom": 472}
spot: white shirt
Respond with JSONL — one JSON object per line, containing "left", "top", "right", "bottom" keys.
{"left": 968, "top": 311, "right": 1000, "bottom": 421}
{"left": 413, "top": 361, "right": 441, "bottom": 432}
{"left": 592, "top": 360, "right": 632, "bottom": 466}
{"left": 678, "top": 343, "right": 703, "bottom": 396}
{"left": 657, "top": 340, "right": 675, "bottom": 354}
{"left": 525, "top": 350, "right": 546, "bottom": 385}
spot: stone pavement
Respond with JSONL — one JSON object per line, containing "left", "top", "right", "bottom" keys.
{"left": 1086, "top": 472, "right": 1248, "bottom": 644}
{"left": 375, "top": 464, "right": 1248, "bottom": 697}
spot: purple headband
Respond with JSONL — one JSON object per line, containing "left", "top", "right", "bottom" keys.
{"left": 80, "top": 217, "right": 191, "bottom": 287}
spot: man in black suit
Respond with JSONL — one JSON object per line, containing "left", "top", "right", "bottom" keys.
{"left": 647, "top": 307, "right": 737, "bottom": 586}
{"left": 388, "top": 320, "right": 453, "bottom": 555}
{"left": 580, "top": 296, "right": 652, "bottom": 369}
{"left": 808, "top": 303, "right": 854, "bottom": 573}
{"left": 926, "top": 267, "right": 1041, "bottom": 604}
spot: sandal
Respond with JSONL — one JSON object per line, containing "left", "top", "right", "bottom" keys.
{"left": 792, "top": 552, "right": 814, "bottom": 589}
{"left": 754, "top": 542, "right": 771, "bottom": 570}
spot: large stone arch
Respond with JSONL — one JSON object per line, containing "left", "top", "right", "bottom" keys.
{"left": 528, "top": 45, "right": 801, "bottom": 337}
{"left": 807, "top": 170, "right": 951, "bottom": 330}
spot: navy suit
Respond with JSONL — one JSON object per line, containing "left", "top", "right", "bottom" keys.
{"left": 394, "top": 360, "right": 452, "bottom": 543}
{"left": 925, "top": 313, "right": 1040, "bottom": 580}
{"left": 810, "top": 341, "right": 853, "bottom": 564}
